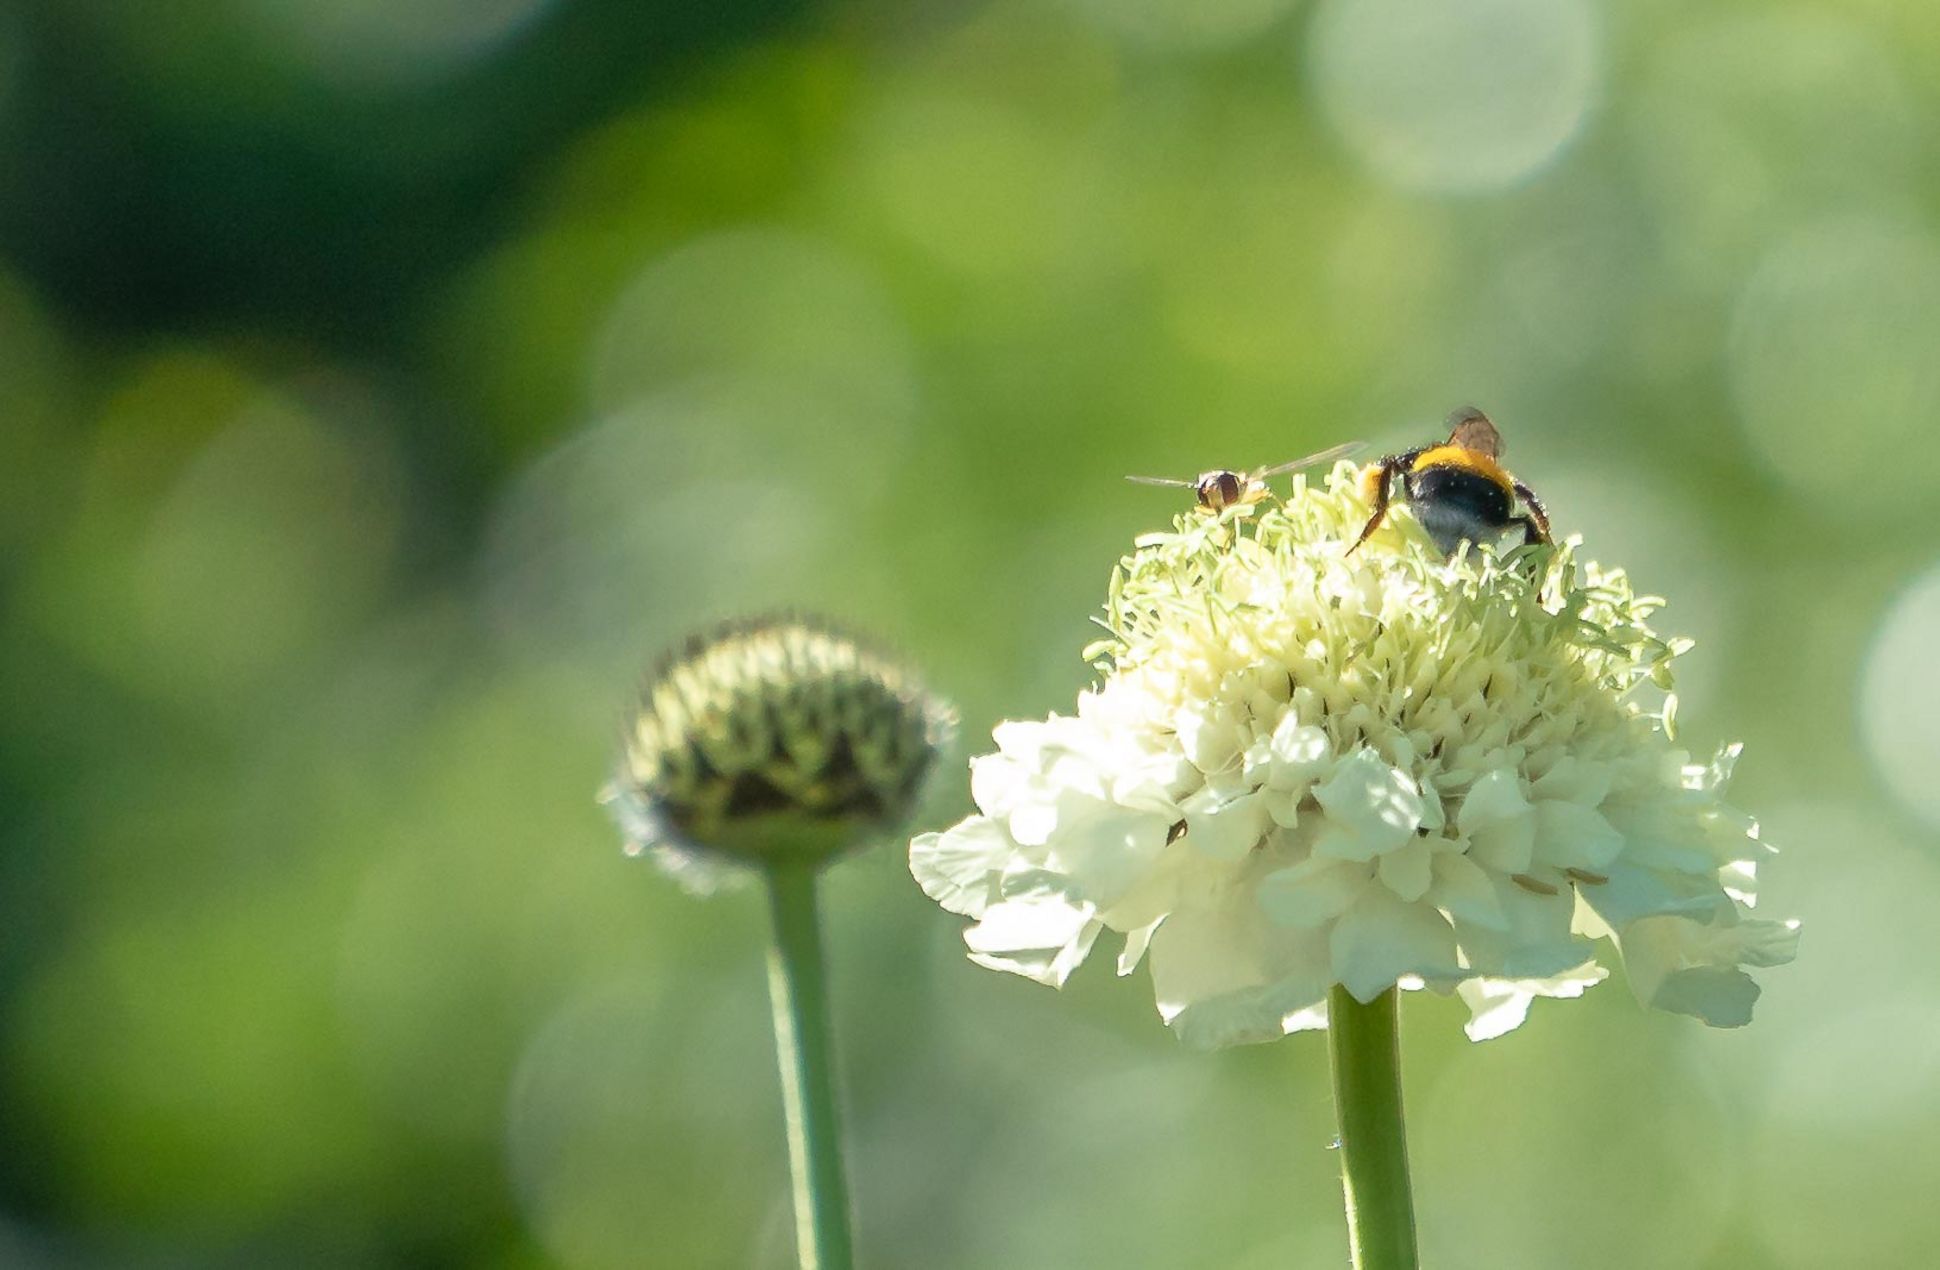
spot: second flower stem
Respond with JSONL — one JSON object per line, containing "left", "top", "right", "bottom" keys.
{"left": 1327, "top": 985, "right": 1419, "bottom": 1270}
{"left": 763, "top": 860, "right": 855, "bottom": 1270}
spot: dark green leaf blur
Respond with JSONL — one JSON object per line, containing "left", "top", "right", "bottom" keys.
{"left": 0, "top": 1, "right": 1933, "bottom": 1266}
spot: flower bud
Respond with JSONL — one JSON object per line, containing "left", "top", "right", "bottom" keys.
{"left": 608, "top": 617, "right": 954, "bottom": 883}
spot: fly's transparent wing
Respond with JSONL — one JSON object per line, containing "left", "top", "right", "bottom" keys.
{"left": 1252, "top": 441, "right": 1367, "bottom": 480}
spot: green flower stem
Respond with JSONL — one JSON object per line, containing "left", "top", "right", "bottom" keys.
{"left": 763, "top": 860, "right": 856, "bottom": 1270}
{"left": 1327, "top": 985, "right": 1419, "bottom": 1270}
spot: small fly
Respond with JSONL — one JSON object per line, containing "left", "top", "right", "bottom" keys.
{"left": 1128, "top": 442, "right": 1366, "bottom": 512}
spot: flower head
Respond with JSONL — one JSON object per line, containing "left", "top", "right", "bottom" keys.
{"left": 910, "top": 465, "right": 1798, "bottom": 1045}
{"left": 608, "top": 616, "right": 954, "bottom": 888}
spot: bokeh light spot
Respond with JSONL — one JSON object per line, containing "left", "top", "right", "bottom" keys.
{"left": 590, "top": 226, "right": 918, "bottom": 418}
{"left": 134, "top": 394, "right": 401, "bottom": 700}
{"left": 1861, "top": 562, "right": 1940, "bottom": 830}
{"left": 850, "top": 91, "right": 1084, "bottom": 278}
{"left": 1729, "top": 217, "right": 1940, "bottom": 506}
{"left": 24, "top": 357, "right": 403, "bottom": 720}
{"left": 1308, "top": 0, "right": 1599, "bottom": 195}
{"left": 1624, "top": 11, "right": 1916, "bottom": 295}
{"left": 480, "top": 379, "right": 903, "bottom": 709}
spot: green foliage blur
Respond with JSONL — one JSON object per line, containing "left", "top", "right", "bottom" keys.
{"left": 2, "top": 1, "right": 1937, "bottom": 1266}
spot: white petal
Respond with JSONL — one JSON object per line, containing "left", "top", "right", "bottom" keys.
{"left": 1177, "top": 705, "right": 1244, "bottom": 773}
{"left": 1579, "top": 859, "right": 1728, "bottom": 928}
{"left": 1570, "top": 890, "right": 1615, "bottom": 941}
{"left": 1455, "top": 978, "right": 1534, "bottom": 1042}
{"left": 1330, "top": 890, "right": 1462, "bottom": 1003}
{"left": 1184, "top": 789, "right": 1273, "bottom": 860}
{"left": 1604, "top": 803, "right": 1717, "bottom": 875}
{"left": 909, "top": 816, "right": 1012, "bottom": 917}
{"left": 1166, "top": 978, "right": 1332, "bottom": 1050}
{"left": 1530, "top": 756, "right": 1613, "bottom": 806}
{"left": 1468, "top": 815, "right": 1535, "bottom": 874}
{"left": 1247, "top": 716, "right": 1331, "bottom": 788}
{"left": 995, "top": 862, "right": 1073, "bottom": 902}
{"left": 1618, "top": 913, "right": 1800, "bottom": 1027}
{"left": 1047, "top": 921, "right": 1104, "bottom": 986}
{"left": 1041, "top": 799, "right": 1174, "bottom": 907}
{"left": 1458, "top": 768, "right": 1530, "bottom": 834}
{"left": 989, "top": 718, "right": 1049, "bottom": 762}
{"left": 1281, "top": 1000, "right": 1331, "bottom": 1033}
{"left": 963, "top": 895, "right": 1101, "bottom": 988}
{"left": 1378, "top": 838, "right": 1435, "bottom": 902}
{"left": 1430, "top": 852, "right": 1505, "bottom": 930}
{"left": 1098, "top": 851, "right": 1187, "bottom": 933}
{"left": 1312, "top": 749, "right": 1426, "bottom": 857}
{"left": 1414, "top": 774, "right": 1447, "bottom": 833}
{"left": 1007, "top": 800, "right": 1059, "bottom": 848}
{"left": 1719, "top": 859, "right": 1758, "bottom": 906}
{"left": 1454, "top": 874, "right": 1591, "bottom": 980}
{"left": 1259, "top": 857, "right": 1371, "bottom": 928}
{"left": 969, "top": 752, "right": 1028, "bottom": 817}
{"left": 1241, "top": 734, "right": 1276, "bottom": 787}
{"left": 1148, "top": 904, "right": 1264, "bottom": 1019}
{"left": 1148, "top": 902, "right": 1331, "bottom": 1049}
{"left": 1680, "top": 742, "right": 1742, "bottom": 794}
{"left": 1108, "top": 749, "right": 1195, "bottom": 810}
{"left": 1532, "top": 800, "right": 1625, "bottom": 871}
{"left": 1457, "top": 963, "right": 1607, "bottom": 1042}
{"left": 1118, "top": 918, "right": 1162, "bottom": 975}
{"left": 1313, "top": 825, "right": 1385, "bottom": 864}
{"left": 1265, "top": 790, "right": 1305, "bottom": 830}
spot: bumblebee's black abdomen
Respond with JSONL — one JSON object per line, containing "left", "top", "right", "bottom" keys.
{"left": 1405, "top": 464, "right": 1512, "bottom": 556}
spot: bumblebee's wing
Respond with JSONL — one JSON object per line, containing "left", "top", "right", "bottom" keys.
{"left": 1444, "top": 407, "right": 1503, "bottom": 458}
{"left": 1253, "top": 441, "right": 1367, "bottom": 480}
{"left": 1125, "top": 474, "right": 1195, "bottom": 488}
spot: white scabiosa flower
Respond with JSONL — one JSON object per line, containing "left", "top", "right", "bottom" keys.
{"left": 910, "top": 466, "right": 1797, "bottom": 1046}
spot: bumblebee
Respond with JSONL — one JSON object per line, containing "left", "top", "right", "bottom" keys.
{"left": 1128, "top": 441, "right": 1365, "bottom": 512}
{"left": 1350, "top": 407, "right": 1551, "bottom": 556}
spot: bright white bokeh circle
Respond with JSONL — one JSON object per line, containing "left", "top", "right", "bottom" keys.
{"left": 1308, "top": 0, "right": 1600, "bottom": 195}
{"left": 1861, "top": 562, "right": 1940, "bottom": 830}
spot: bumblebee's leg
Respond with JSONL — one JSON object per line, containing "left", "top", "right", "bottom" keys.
{"left": 1512, "top": 481, "right": 1552, "bottom": 544}
{"left": 1348, "top": 458, "right": 1402, "bottom": 553}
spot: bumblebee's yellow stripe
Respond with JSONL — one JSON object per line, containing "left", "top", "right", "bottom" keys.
{"left": 1410, "top": 445, "right": 1512, "bottom": 491}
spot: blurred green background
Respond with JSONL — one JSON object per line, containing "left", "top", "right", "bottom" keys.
{"left": 1, "top": 0, "right": 1936, "bottom": 1266}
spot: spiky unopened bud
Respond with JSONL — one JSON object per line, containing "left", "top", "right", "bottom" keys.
{"left": 606, "top": 617, "right": 954, "bottom": 884}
